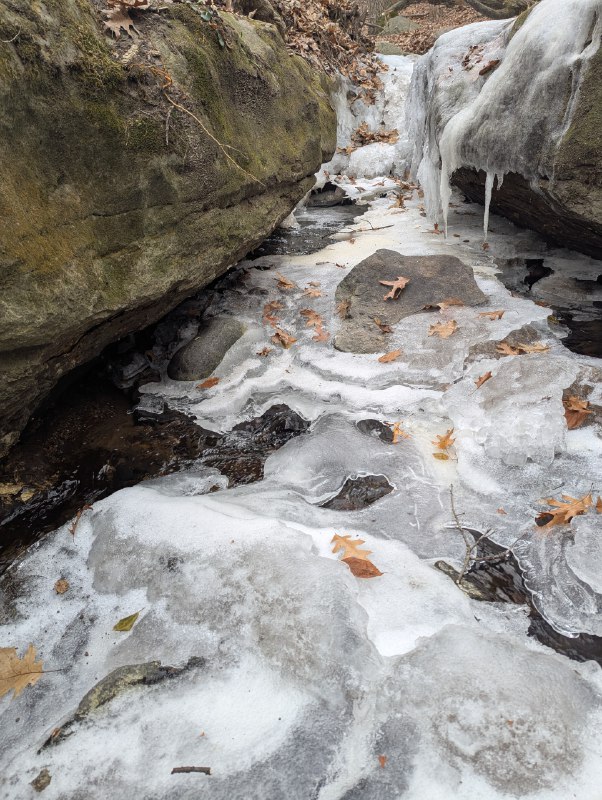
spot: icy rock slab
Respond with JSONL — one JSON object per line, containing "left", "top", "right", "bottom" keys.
{"left": 408, "top": 0, "right": 602, "bottom": 232}
{"left": 334, "top": 249, "right": 486, "bottom": 353}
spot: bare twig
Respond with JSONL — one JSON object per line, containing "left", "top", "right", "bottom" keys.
{"left": 163, "top": 94, "right": 266, "bottom": 188}
{"left": 448, "top": 486, "right": 526, "bottom": 589}
{"left": 68, "top": 503, "right": 93, "bottom": 537}
{"left": 171, "top": 766, "right": 211, "bottom": 775}
{"left": 1, "top": 28, "right": 20, "bottom": 43}
{"left": 164, "top": 105, "right": 173, "bottom": 147}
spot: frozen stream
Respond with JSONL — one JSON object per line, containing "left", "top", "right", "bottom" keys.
{"left": 2, "top": 53, "right": 602, "bottom": 799}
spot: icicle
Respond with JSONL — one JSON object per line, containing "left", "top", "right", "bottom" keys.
{"left": 483, "top": 171, "right": 495, "bottom": 242}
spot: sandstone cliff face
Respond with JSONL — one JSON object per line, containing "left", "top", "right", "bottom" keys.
{"left": 0, "top": 0, "right": 336, "bottom": 455}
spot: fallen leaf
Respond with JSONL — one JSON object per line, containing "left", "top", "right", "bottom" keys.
{"left": 432, "top": 452, "right": 450, "bottom": 460}
{"left": 497, "top": 507, "right": 507, "bottom": 515}
{"left": 331, "top": 534, "right": 372, "bottom": 561}
{"left": 54, "top": 579, "right": 69, "bottom": 595}
{"left": 198, "top": 377, "right": 219, "bottom": 390}
{"left": 300, "top": 309, "right": 323, "bottom": 328}
{"left": 596, "top": 497, "right": 602, "bottom": 513}
{"left": 262, "top": 300, "right": 283, "bottom": 327}
{"left": 342, "top": 557, "right": 383, "bottom": 578}
{"left": 475, "top": 371, "right": 492, "bottom": 389}
{"left": 432, "top": 429, "right": 455, "bottom": 451}
{"left": 379, "top": 276, "right": 410, "bottom": 301}
{"left": 274, "top": 272, "right": 297, "bottom": 291}
{"left": 479, "top": 310, "right": 505, "bottom": 320}
{"left": 103, "top": 5, "right": 139, "bottom": 38}
{"left": 113, "top": 611, "right": 141, "bottom": 632}
{"left": 496, "top": 342, "right": 521, "bottom": 356}
{"left": 0, "top": 644, "right": 43, "bottom": 700}
{"left": 536, "top": 494, "right": 593, "bottom": 529}
{"left": 337, "top": 300, "right": 351, "bottom": 319}
{"left": 313, "top": 325, "right": 329, "bottom": 343}
{"left": 303, "top": 286, "right": 322, "bottom": 298}
{"left": 479, "top": 58, "right": 500, "bottom": 76}
{"left": 378, "top": 349, "right": 402, "bottom": 363}
{"left": 436, "top": 298, "right": 465, "bottom": 312}
{"left": 482, "top": 242, "right": 490, "bottom": 251}
{"left": 374, "top": 317, "right": 392, "bottom": 333}
{"left": 378, "top": 755, "right": 387, "bottom": 768}
{"left": 271, "top": 328, "right": 297, "bottom": 349}
{"left": 516, "top": 342, "right": 550, "bottom": 354}
{"left": 391, "top": 422, "right": 410, "bottom": 443}
{"left": 256, "top": 347, "right": 272, "bottom": 357}
{"left": 428, "top": 320, "right": 457, "bottom": 339}
{"left": 563, "top": 395, "right": 593, "bottom": 430}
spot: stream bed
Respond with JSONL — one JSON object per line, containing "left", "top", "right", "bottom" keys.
{"left": 2, "top": 54, "right": 602, "bottom": 800}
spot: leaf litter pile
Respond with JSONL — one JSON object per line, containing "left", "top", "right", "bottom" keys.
{"left": 375, "top": 1, "right": 487, "bottom": 55}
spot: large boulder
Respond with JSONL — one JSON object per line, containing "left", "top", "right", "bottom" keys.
{"left": 0, "top": 0, "right": 336, "bottom": 456}
{"left": 409, "top": 0, "right": 602, "bottom": 259}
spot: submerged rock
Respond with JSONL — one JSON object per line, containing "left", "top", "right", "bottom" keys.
{"left": 334, "top": 249, "right": 486, "bottom": 353}
{"left": 0, "top": 1, "right": 336, "bottom": 456}
{"left": 168, "top": 318, "right": 247, "bottom": 381}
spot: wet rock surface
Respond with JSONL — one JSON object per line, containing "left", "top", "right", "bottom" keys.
{"left": 167, "top": 318, "right": 247, "bottom": 382}
{"left": 334, "top": 249, "right": 487, "bottom": 352}
{"left": 321, "top": 474, "right": 393, "bottom": 510}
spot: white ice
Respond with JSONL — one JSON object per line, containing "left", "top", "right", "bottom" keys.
{"left": 408, "top": 0, "right": 602, "bottom": 234}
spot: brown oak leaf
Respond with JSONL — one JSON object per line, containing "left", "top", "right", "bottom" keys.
{"left": 429, "top": 320, "right": 457, "bottom": 339}
{"left": 475, "top": 371, "right": 492, "bottom": 389}
{"left": 479, "top": 310, "right": 505, "bottom": 320}
{"left": 536, "top": 494, "right": 593, "bottom": 528}
{"left": 563, "top": 396, "right": 593, "bottom": 430}
{"left": 378, "top": 349, "right": 402, "bottom": 363}
{"left": 379, "top": 276, "right": 410, "bottom": 301}
{"left": 271, "top": 328, "right": 297, "bottom": 348}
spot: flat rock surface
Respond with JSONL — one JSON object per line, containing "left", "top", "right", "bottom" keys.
{"left": 334, "top": 249, "right": 487, "bottom": 353}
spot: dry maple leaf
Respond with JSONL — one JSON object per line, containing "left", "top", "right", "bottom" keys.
{"left": 536, "top": 493, "right": 593, "bottom": 528}
{"left": 337, "top": 300, "right": 351, "bottom": 319}
{"left": 374, "top": 317, "right": 392, "bottom": 334}
{"left": 271, "top": 327, "right": 297, "bottom": 349}
{"left": 475, "top": 371, "right": 492, "bottom": 389}
{"left": 432, "top": 429, "right": 455, "bottom": 451}
{"left": 379, "top": 276, "right": 410, "bottom": 301}
{"left": 343, "top": 557, "right": 382, "bottom": 578}
{"left": 378, "top": 349, "right": 402, "bottom": 364}
{"left": 429, "top": 320, "right": 457, "bottom": 339}
{"left": 198, "top": 377, "right": 219, "bottom": 390}
{"left": 274, "top": 272, "right": 297, "bottom": 291}
{"left": 331, "top": 534, "right": 372, "bottom": 561}
{"left": 563, "top": 396, "right": 593, "bottom": 430}
{"left": 0, "top": 644, "right": 43, "bottom": 700}
{"left": 256, "top": 347, "right": 272, "bottom": 357}
{"left": 479, "top": 310, "right": 505, "bottom": 320}
{"left": 391, "top": 422, "right": 410, "bottom": 443}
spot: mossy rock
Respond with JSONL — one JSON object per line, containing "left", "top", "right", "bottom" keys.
{"left": 0, "top": 0, "right": 336, "bottom": 455}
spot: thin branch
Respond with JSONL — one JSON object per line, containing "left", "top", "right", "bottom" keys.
{"left": 163, "top": 93, "right": 266, "bottom": 188}
{"left": 1, "top": 28, "right": 21, "bottom": 43}
{"left": 171, "top": 766, "right": 211, "bottom": 775}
